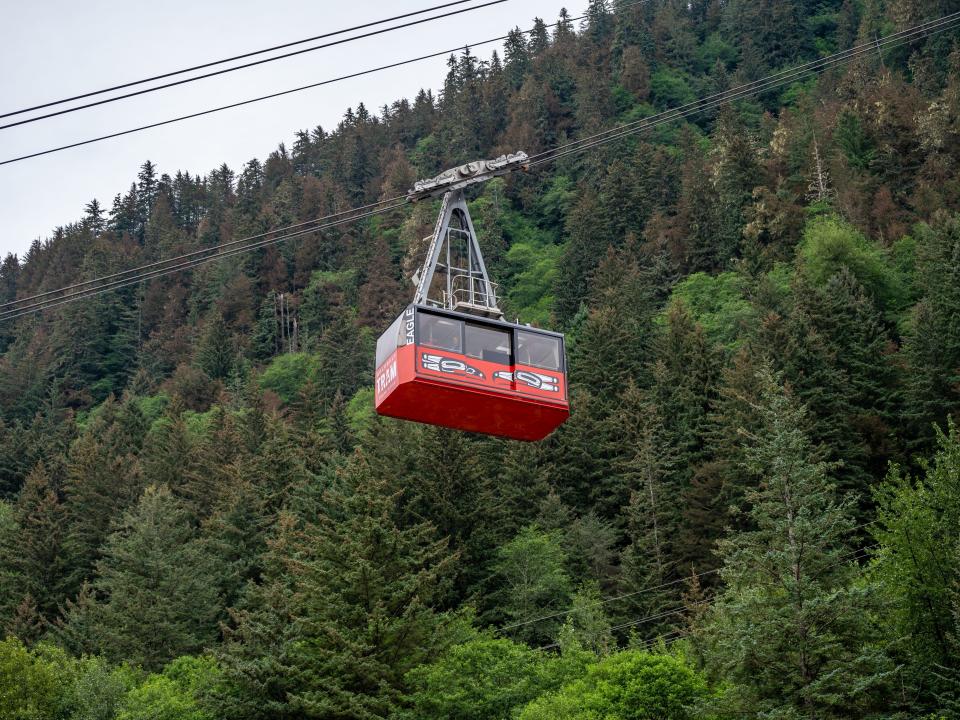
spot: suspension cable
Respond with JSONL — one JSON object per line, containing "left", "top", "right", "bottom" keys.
{"left": 0, "top": 201, "right": 409, "bottom": 322}
{"left": 0, "top": 0, "right": 494, "bottom": 121}
{"left": 2, "top": 13, "right": 955, "bottom": 322}
{"left": 0, "top": 2, "right": 641, "bottom": 167}
{"left": 0, "top": 0, "right": 508, "bottom": 131}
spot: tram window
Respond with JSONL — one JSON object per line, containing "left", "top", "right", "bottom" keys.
{"left": 418, "top": 314, "right": 462, "bottom": 353}
{"left": 376, "top": 314, "right": 404, "bottom": 368}
{"left": 516, "top": 331, "right": 561, "bottom": 371}
{"left": 465, "top": 324, "right": 511, "bottom": 364}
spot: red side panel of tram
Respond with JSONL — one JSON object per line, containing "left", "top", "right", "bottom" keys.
{"left": 374, "top": 306, "right": 570, "bottom": 441}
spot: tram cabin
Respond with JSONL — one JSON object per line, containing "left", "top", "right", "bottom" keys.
{"left": 375, "top": 304, "right": 570, "bottom": 441}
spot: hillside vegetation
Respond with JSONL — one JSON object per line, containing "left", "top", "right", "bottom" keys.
{"left": 2, "top": 0, "right": 960, "bottom": 717}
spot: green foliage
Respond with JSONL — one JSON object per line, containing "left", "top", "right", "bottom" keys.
{"left": 300, "top": 269, "right": 359, "bottom": 332}
{"left": 495, "top": 203, "right": 561, "bottom": 326}
{"left": 219, "top": 461, "right": 458, "bottom": 719}
{"left": 704, "top": 369, "right": 895, "bottom": 717}
{"left": 902, "top": 215, "right": 960, "bottom": 443}
{"left": 518, "top": 650, "right": 708, "bottom": 720}
{"left": 0, "top": 638, "right": 63, "bottom": 720}
{"left": 835, "top": 111, "right": 876, "bottom": 171}
{"left": 135, "top": 394, "right": 170, "bottom": 426}
{"left": 118, "top": 656, "right": 218, "bottom": 720}
{"left": 663, "top": 273, "right": 755, "bottom": 350}
{"left": 59, "top": 485, "right": 223, "bottom": 670}
{"left": 404, "top": 635, "right": 550, "bottom": 720}
{"left": 492, "top": 526, "right": 573, "bottom": 645}
{"left": 503, "top": 242, "right": 562, "bottom": 327}
{"left": 194, "top": 313, "right": 235, "bottom": 381}
{"left": 797, "top": 215, "right": 909, "bottom": 314}
{"left": 564, "top": 582, "right": 613, "bottom": 656}
{"left": 345, "top": 386, "right": 375, "bottom": 438}
{"left": 650, "top": 69, "right": 695, "bottom": 107}
{"left": 870, "top": 420, "right": 960, "bottom": 707}
{"left": 258, "top": 352, "right": 321, "bottom": 404}
{"left": 60, "top": 655, "right": 137, "bottom": 720}
{"left": 536, "top": 176, "right": 577, "bottom": 230}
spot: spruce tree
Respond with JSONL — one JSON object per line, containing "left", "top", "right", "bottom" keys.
{"left": 364, "top": 424, "right": 504, "bottom": 605}
{"left": 648, "top": 303, "right": 720, "bottom": 562}
{"left": 58, "top": 485, "right": 223, "bottom": 670}
{"left": 220, "top": 459, "right": 458, "bottom": 719}
{"left": 795, "top": 268, "right": 897, "bottom": 494}
{"left": 62, "top": 398, "right": 147, "bottom": 597}
{"left": 615, "top": 386, "right": 684, "bottom": 633}
{"left": 870, "top": 419, "right": 960, "bottom": 710}
{"left": 195, "top": 312, "right": 235, "bottom": 381}
{"left": 703, "top": 369, "right": 895, "bottom": 718}
{"left": 903, "top": 214, "right": 960, "bottom": 446}
{"left": 5, "top": 463, "right": 67, "bottom": 634}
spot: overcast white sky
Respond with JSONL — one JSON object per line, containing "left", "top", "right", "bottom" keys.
{"left": 0, "top": 0, "right": 587, "bottom": 258}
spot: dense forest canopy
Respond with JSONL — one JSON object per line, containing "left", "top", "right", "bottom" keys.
{"left": 2, "top": 0, "right": 960, "bottom": 717}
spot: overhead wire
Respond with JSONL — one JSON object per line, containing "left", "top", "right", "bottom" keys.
{"left": 532, "top": 543, "right": 881, "bottom": 653}
{"left": 504, "top": 522, "right": 878, "bottom": 635}
{"left": 2, "top": 12, "right": 956, "bottom": 321}
{"left": 0, "top": 200, "right": 410, "bottom": 323}
{"left": 0, "top": 1, "right": 646, "bottom": 167}
{"left": 528, "top": 10, "right": 960, "bottom": 168}
{"left": 0, "top": 0, "right": 497, "bottom": 121}
{"left": 0, "top": 194, "right": 407, "bottom": 314}
{"left": 13, "top": 0, "right": 945, "bottom": 166}
{"left": 0, "top": 0, "right": 509, "bottom": 131}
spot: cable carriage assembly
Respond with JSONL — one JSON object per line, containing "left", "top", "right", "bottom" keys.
{"left": 374, "top": 153, "right": 570, "bottom": 441}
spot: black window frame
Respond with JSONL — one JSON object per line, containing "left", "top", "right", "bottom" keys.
{"left": 464, "top": 321, "right": 513, "bottom": 365}
{"left": 417, "top": 312, "right": 464, "bottom": 354}
{"left": 514, "top": 329, "right": 564, "bottom": 373}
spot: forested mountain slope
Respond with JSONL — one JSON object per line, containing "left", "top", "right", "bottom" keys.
{"left": 2, "top": 0, "right": 960, "bottom": 717}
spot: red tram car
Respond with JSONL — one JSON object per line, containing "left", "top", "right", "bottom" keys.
{"left": 375, "top": 304, "right": 570, "bottom": 441}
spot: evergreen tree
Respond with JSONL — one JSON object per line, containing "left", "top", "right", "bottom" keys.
{"left": 615, "top": 386, "right": 684, "bottom": 633}
{"left": 794, "top": 268, "right": 897, "bottom": 495}
{"left": 903, "top": 214, "right": 960, "bottom": 445}
{"left": 529, "top": 18, "right": 550, "bottom": 55}
{"left": 648, "top": 303, "right": 720, "bottom": 557}
{"left": 584, "top": 0, "right": 613, "bottom": 42}
{"left": 554, "top": 190, "right": 610, "bottom": 325}
{"left": 703, "top": 369, "right": 895, "bottom": 718}
{"left": 219, "top": 460, "right": 458, "bottom": 719}
{"left": 870, "top": 419, "right": 960, "bottom": 711}
{"left": 4, "top": 463, "right": 67, "bottom": 634}
{"left": 83, "top": 199, "right": 106, "bottom": 235}
{"left": 363, "top": 423, "right": 505, "bottom": 604}
{"left": 195, "top": 312, "right": 235, "bottom": 381}
{"left": 61, "top": 398, "right": 145, "bottom": 596}
{"left": 503, "top": 28, "right": 531, "bottom": 90}
{"left": 59, "top": 485, "right": 223, "bottom": 669}
{"left": 136, "top": 160, "right": 159, "bottom": 237}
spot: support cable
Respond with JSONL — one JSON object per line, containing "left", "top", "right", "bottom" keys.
{"left": 0, "top": 0, "right": 508, "bottom": 130}
{"left": 0, "top": 2, "right": 646, "bottom": 166}
{"left": 0, "top": 200, "right": 409, "bottom": 323}
{"left": 528, "top": 11, "right": 960, "bottom": 168}
{"left": 0, "top": 0, "right": 492, "bottom": 121}
{"left": 2, "top": 13, "right": 956, "bottom": 321}
{"left": 532, "top": 544, "right": 880, "bottom": 652}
